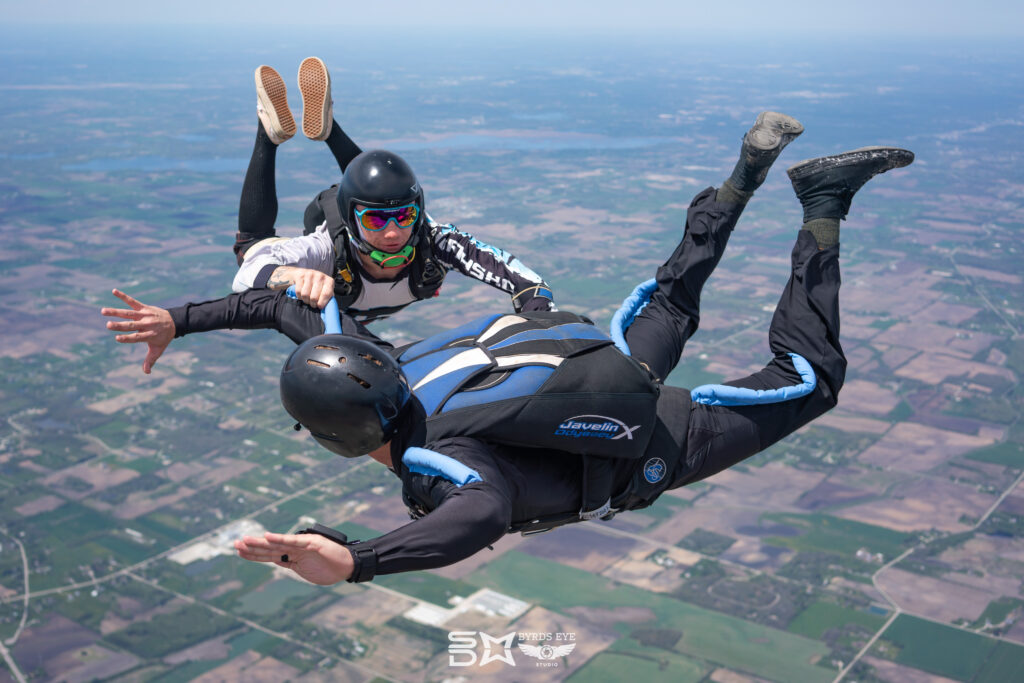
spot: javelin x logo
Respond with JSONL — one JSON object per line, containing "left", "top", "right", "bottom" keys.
{"left": 555, "top": 414, "right": 640, "bottom": 441}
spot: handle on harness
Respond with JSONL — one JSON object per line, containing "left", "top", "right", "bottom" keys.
{"left": 285, "top": 286, "right": 342, "bottom": 334}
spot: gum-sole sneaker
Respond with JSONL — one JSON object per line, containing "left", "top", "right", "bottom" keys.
{"left": 299, "top": 57, "right": 333, "bottom": 141}
{"left": 255, "top": 65, "right": 296, "bottom": 144}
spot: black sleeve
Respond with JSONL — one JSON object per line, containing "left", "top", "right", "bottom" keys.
{"left": 346, "top": 480, "right": 511, "bottom": 577}
{"left": 329, "top": 124, "right": 363, "bottom": 173}
{"left": 343, "top": 438, "right": 515, "bottom": 577}
{"left": 430, "top": 224, "right": 555, "bottom": 313}
{"left": 168, "top": 289, "right": 388, "bottom": 347}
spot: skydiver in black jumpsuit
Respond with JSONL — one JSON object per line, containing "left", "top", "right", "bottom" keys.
{"left": 101, "top": 114, "right": 913, "bottom": 584}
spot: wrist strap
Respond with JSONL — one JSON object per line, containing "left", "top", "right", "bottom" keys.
{"left": 347, "top": 545, "right": 378, "bottom": 583}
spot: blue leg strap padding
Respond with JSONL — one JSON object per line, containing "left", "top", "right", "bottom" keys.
{"left": 690, "top": 353, "right": 817, "bottom": 406}
{"left": 286, "top": 286, "right": 342, "bottom": 334}
{"left": 610, "top": 278, "right": 657, "bottom": 356}
{"left": 402, "top": 447, "right": 482, "bottom": 487}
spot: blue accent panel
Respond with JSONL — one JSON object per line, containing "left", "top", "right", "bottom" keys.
{"left": 441, "top": 365, "right": 555, "bottom": 413}
{"left": 402, "top": 447, "right": 482, "bottom": 487}
{"left": 401, "top": 314, "right": 502, "bottom": 361}
{"left": 286, "top": 287, "right": 342, "bottom": 334}
{"left": 488, "top": 323, "right": 609, "bottom": 350}
{"left": 610, "top": 279, "right": 657, "bottom": 356}
{"left": 404, "top": 348, "right": 492, "bottom": 415}
{"left": 403, "top": 346, "right": 477, "bottom": 387}
{"left": 690, "top": 353, "right": 817, "bottom": 406}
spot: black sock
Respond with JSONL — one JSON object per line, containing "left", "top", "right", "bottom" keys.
{"left": 236, "top": 123, "right": 279, "bottom": 256}
{"left": 325, "top": 121, "right": 363, "bottom": 174}
{"left": 715, "top": 180, "right": 753, "bottom": 205}
{"left": 802, "top": 218, "right": 840, "bottom": 249}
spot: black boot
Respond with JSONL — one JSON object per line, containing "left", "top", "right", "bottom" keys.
{"left": 788, "top": 146, "right": 914, "bottom": 222}
{"left": 724, "top": 111, "right": 805, "bottom": 195}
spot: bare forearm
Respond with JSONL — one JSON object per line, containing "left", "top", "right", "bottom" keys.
{"left": 267, "top": 265, "right": 303, "bottom": 290}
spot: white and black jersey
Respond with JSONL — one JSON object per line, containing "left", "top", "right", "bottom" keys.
{"left": 232, "top": 215, "right": 554, "bottom": 323}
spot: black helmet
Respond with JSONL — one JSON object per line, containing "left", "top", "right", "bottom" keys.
{"left": 280, "top": 335, "right": 411, "bottom": 458}
{"left": 336, "top": 149, "right": 425, "bottom": 254}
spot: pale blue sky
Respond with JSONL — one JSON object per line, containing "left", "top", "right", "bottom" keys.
{"left": 3, "top": 0, "right": 1023, "bottom": 37}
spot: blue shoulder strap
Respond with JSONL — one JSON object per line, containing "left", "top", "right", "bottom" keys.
{"left": 690, "top": 353, "right": 817, "bottom": 406}
{"left": 404, "top": 313, "right": 622, "bottom": 418}
{"left": 285, "top": 286, "right": 341, "bottom": 334}
{"left": 610, "top": 278, "right": 657, "bottom": 356}
{"left": 400, "top": 314, "right": 502, "bottom": 361}
{"left": 402, "top": 447, "right": 482, "bottom": 487}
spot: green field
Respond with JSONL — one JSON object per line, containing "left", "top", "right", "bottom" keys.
{"left": 33, "top": 501, "right": 120, "bottom": 543}
{"left": 965, "top": 441, "right": 1024, "bottom": 469}
{"left": 252, "top": 494, "right": 322, "bottom": 530}
{"left": 335, "top": 521, "right": 387, "bottom": 540}
{"left": 762, "top": 512, "right": 913, "bottom": 559}
{"left": 886, "top": 400, "right": 914, "bottom": 422}
{"left": 569, "top": 646, "right": 706, "bottom": 683}
{"left": 969, "top": 597, "right": 1024, "bottom": 629}
{"left": 148, "top": 555, "right": 274, "bottom": 609}
{"left": 975, "top": 642, "right": 1024, "bottom": 683}
{"left": 236, "top": 577, "right": 322, "bottom": 616}
{"left": 468, "top": 551, "right": 832, "bottom": 683}
{"left": 787, "top": 601, "right": 887, "bottom": 640}
{"left": 131, "top": 512, "right": 195, "bottom": 545}
{"left": 375, "top": 572, "right": 477, "bottom": 607}
{"left": 105, "top": 604, "right": 239, "bottom": 658}
{"left": 877, "top": 615, "right": 1001, "bottom": 681}
{"left": 677, "top": 528, "right": 737, "bottom": 555}
{"left": 88, "top": 417, "right": 136, "bottom": 450}
{"left": 94, "top": 532, "right": 158, "bottom": 564}
{"left": 633, "top": 498, "right": 687, "bottom": 524}
{"left": 666, "top": 357, "right": 725, "bottom": 389}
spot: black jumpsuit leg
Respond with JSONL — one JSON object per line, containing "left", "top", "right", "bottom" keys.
{"left": 669, "top": 230, "right": 847, "bottom": 488}
{"left": 625, "top": 186, "right": 747, "bottom": 381}
{"left": 302, "top": 122, "right": 365, "bottom": 234}
{"left": 324, "top": 121, "right": 362, "bottom": 175}
{"left": 234, "top": 125, "right": 280, "bottom": 264}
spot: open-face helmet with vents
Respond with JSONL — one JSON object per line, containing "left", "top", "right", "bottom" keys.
{"left": 280, "top": 335, "right": 411, "bottom": 457}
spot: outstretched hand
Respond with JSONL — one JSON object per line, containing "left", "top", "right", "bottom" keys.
{"left": 235, "top": 532, "right": 354, "bottom": 585}
{"left": 101, "top": 289, "right": 175, "bottom": 374}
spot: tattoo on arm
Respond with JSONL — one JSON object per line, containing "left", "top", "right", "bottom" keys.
{"left": 267, "top": 266, "right": 297, "bottom": 290}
